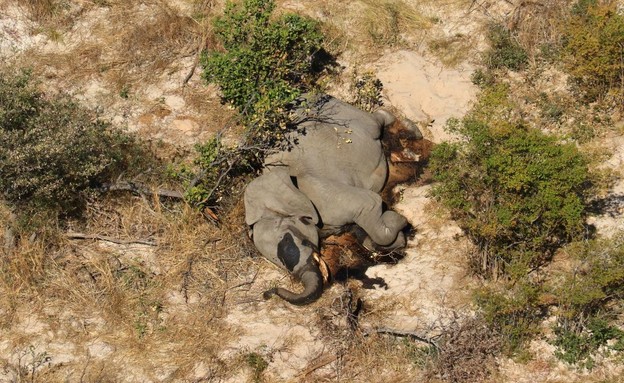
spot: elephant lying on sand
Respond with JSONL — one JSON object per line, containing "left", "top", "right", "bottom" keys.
{"left": 245, "top": 94, "right": 410, "bottom": 305}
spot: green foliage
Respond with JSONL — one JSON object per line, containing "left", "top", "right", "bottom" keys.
{"left": 0, "top": 68, "right": 147, "bottom": 217}
{"left": 562, "top": 0, "right": 624, "bottom": 103}
{"left": 484, "top": 23, "right": 528, "bottom": 71}
{"left": 244, "top": 351, "right": 269, "bottom": 382}
{"left": 429, "top": 84, "right": 590, "bottom": 278}
{"left": 551, "top": 235, "right": 624, "bottom": 366}
{"left": 171, "top": 136, "right": 260, "bottom": 208}
{"left": 350, "top": 70, "right": 384, "bottom": 112}
{"left": 474, "top": 281, "right": 544, "bottom": 356}
{"left": 201, "top": 0, "right": 323, "bottom": 138}
{"left": 470, "top": 68, "right": 496, "bottom": 89}
{"left": 553, "top": 318, "right": 624, "bottom": 369}
{"left": 193, "top": 0, "right": 327, "bottom": 208}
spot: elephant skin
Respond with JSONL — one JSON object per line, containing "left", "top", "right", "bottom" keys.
{"left": 245, "top": 94, "right": 410, "bottom": 305}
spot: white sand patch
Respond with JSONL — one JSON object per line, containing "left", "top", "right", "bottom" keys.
{"left": 365, "top": 185, "right": 473, "bottom": 335}
{"left": 0, "top": 5, "right": 47, "bottom": 58}
{"left": 376, "top": 50, "right": 477, "bottom": 142}
{"left": 224, "top": 300, "right": 325, "bottom": 381}
{"left": 588, "top": 134, "right": 624, "bottom": 237}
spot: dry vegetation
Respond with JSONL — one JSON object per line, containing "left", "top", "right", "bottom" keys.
{"left": 1, "top": 0, "right": 624, "bottom": 382}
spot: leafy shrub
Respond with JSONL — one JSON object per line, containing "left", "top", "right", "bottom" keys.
{"left": 350, "top": 70, "right": 384, "bottom": 112}
{"left": 484, "top": 23, "right": 528, "bottom": 71}
{"left": 554, "top": 318, "right": 624, "bottom": 369}
{"left": 191, "top": 0, "right": 327, "bottom": 208}
{"left": 201, "top": 0, "right": 323, "bottom": 141}
{"left": 470, "top": 68, "right": 496, "bottom": 89}
{"left": 562, "top": 0, "right": 624, "bottom": 103}
{"left": 551, "top": 235, "right": 624, "bottom": 367}
{"left": 171, "top": 136, "right": 260, "bottom": 208}
{"left": 0, "top": 68, "right": 146, "bottom": 217}
{"left": 474, "top": 281, "right": 544, "bottom": 356}
{"left": 429, "top": 84, "right": 590, "bottom": 278}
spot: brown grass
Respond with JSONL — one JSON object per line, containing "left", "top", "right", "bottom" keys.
{"left": 0, "top": 192, "right": 259, "bottom": 381}
{"left": 13, "top": 0, "right": 207, "bottom": 92}
{"left": 506, "top": 0, "right": 570, "bottom": 63}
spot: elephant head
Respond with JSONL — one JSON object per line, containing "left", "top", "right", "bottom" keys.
{"left": 253, "top": 216, "right": 324, "bottom": 305}
{"left": 245, "top": 168, "right": 325, "bottom": 305}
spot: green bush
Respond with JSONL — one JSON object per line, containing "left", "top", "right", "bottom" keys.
{"left": 429, "top": 84, "right": 590, "bottom": 278}
{"left": 191, "top": 0, "right": 326, "bottom": 208}
{"left": 474, "top": 281, "right": 544, "bottom": 356}
{"left": 0, "top": 68, "right": 146, "bottom": 217}
{"left": 563, "top": 0, "right": 624, "bottom": 103}
{"left": 170, "top": 136, "right": 260, "bottom": 208}
{"left": 350, "top": 70, "right": 384, "bottom": 112}
{"left": 551, "top": 235, "right": 624, "bottom": 367}
{"left": 201, "top": 0, "right": 323, "bottom": 141}
{"left": 484, "top": 23, "right": 528, "bottom": 71}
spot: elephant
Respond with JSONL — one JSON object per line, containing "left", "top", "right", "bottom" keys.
{"left": 244, "top": 94, "right": 411, "bottom": 305}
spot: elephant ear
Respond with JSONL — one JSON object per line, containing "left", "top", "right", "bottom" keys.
{"left": 244, "top": 167, "right": 319, "bottom": 226}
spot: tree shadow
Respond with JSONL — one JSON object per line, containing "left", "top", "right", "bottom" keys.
{"left": 587, "top": 194, "right": 624, "bottom": 217}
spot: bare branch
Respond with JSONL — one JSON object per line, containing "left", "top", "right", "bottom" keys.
{"left": 373, "top": 327, "right": 441, "bottom": 350}
{"left": 66, "top": 232, "right": 157, "bottom": 246}
{"left": 101, "top": 181, "right": 184, "bottom": 199}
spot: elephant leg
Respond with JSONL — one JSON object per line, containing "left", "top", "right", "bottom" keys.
{"left": 297, "top": 177, "right": 408, "bottom": 248}
{"left": 372, "top": 109, "right": 396, "bottom": 128}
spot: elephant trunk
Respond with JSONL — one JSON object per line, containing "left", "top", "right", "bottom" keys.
{"left": 263, "top": 260, "right": 323, "bottom": 306}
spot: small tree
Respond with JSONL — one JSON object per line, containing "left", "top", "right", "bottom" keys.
{"left": 551, "top": 235, "right": 624, "bottom": 368}
{"left": 563, "top": 0, "right": 624, "bottom": 103}
{"left": 187, "top": 0, "right": 326, "bottom": 209}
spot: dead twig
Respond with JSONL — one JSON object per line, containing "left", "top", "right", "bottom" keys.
{"left": 101, "top": 181, "right": 184, "bottom": 199}
{"left": 66, "top": 232, "right": 157, "bottom": 246}
{"left": 181, "top": 254, "right": 197, "bottom": 303}
{"left": 373, "top": 327, "right": 441, "bottom": 350}
{"left": 227, "top": 269, "right": 259, "bottom": 291}
{"left": 296, "top": 353, "right": 339, "bottom": 378}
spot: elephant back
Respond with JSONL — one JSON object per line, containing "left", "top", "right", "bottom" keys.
{"left": 266, "top": 95, "right": 390, "bottom": 193}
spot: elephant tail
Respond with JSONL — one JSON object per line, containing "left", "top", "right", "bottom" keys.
{"left": 263, "top": 259, "right": 323, "bottom": 306}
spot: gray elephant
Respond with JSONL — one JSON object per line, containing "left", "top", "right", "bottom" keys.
{"left": 244, "top": 94, "right": 409, "bottom": 305}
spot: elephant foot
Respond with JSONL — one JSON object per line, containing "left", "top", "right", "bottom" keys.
{"left": 362, "top": 231, "right": 406, "bottom": 252}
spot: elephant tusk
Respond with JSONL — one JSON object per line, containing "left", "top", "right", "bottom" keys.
{"left": 313, "top": 252, "right": 330, "bottom": 284}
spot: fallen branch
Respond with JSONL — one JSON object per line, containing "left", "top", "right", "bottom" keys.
{"left": 296, "top": 353, "right": 339, "bottom": 378}
{"left": 373, "top": 327, "right": 441, "bottom": 350}
{"left": 66, "top": 232, "right": 157, "bottom": 246}
{"left": 101, "top": 181, "right": 184, "bottom": 199}
{"left": 181, "top": 255, "right": 196, "bottom": 303}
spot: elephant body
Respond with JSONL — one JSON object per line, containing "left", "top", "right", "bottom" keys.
{"left": 245, "top": 94, "right": 409, "bottom": 305}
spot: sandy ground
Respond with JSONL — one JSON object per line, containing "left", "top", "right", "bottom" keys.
{"left": 376, "top": 50, "right": 477, "bottom": 142}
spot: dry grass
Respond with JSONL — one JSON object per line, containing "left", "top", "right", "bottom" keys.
{"left": 12, "top": 0, "right": 208, "bottom": 92}
{"left": 285, "top": 0, "right": 437, "bottom": 60}
{"left": 0, "top": 192, "right": 260, "bottom": 381}
{"left": 427, "top": 32, "right": 478, "bottom": 67}
{"left": 359, "top": 0, "right": 435, "bottom": 48}
{"left": 506, "top": 0, "right": 570, "bottom": 64}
